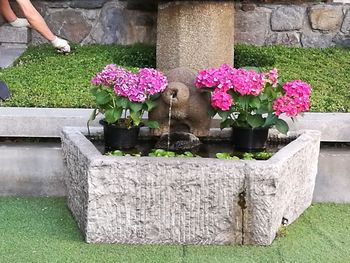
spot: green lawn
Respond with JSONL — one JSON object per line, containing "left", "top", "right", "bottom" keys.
{"left": 0, "top": 198, "right": 350, "bottom": 263}
{"left": 0, "top": 44, "right": 349, "bottom": 112}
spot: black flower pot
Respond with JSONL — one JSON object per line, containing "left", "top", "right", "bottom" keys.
{"left": 100, "top": 120, "right": 140, "bottom": 151}
{"left": 232, "top": 126, "right": 269, "bottom": 152}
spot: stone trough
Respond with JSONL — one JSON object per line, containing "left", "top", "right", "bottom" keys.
{"left": 61, "top": 127, "right": 320, "bottom": 245}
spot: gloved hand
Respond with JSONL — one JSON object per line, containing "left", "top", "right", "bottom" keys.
{"left": 51, "top": 36, "right": 71, "bottom": 54}
{"left": 9, "top": 18, "right": 30, "bottom": 28}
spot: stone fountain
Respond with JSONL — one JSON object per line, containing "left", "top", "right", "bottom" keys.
{"left": 61, "top": 0, "right": 321, "bottom": 246}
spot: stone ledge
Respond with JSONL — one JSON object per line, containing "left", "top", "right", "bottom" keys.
{"left": 0, "top": 26, "right": 30, "bottom": 44}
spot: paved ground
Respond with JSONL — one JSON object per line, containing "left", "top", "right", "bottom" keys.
{"left": 0, "top": 46, "right": 26, "bottom": 68}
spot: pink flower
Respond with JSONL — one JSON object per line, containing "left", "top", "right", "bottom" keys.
{"left": 91, "top": 64, "right": 127, "bottom": 87}
{"left": 282, "top": 80, "right": 311, "bottom": 98}
{"left": 272, "top": 96, "right": 297, "bottom": 117}
{"left": 272, "top": 95, "right": 310, "bottom": 117}
{"left": 211, "top": 88, "right": 232, "bottom": 111}
{"left": 195, "top": 67, "right": 219, "bottom": 88}
{"left": 266, "top": 68, "right": 278, "bottom": 87}
{"left": 138, "top": 68, "right": 168, "bottom": 95}
{"left": 231, "top": 69, "right": 265, "bottom": 96}
{"left": 113, "top": 72, "right": 146, "bottom": 103}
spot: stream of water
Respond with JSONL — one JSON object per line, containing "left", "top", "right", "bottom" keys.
{"left": 167, "top": 95, "right": 173, "bottom": 150}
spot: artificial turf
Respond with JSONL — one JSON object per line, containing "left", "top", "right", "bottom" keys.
{"left": 0, "top": 198, "right": 350, "bottom": 263}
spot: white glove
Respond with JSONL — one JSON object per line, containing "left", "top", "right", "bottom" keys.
{"left": 9, "top": 18, "right": 31, "bottom": 28}
{"left": 51, "top": 36, "right": 71, "bottom": 54}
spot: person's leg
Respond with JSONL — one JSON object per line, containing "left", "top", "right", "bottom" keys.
{"left": 15, "top": 0, "right": 55, "bottom": 41}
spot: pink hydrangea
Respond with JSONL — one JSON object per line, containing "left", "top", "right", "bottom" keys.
{"left": 196, "top": 65, "right": 265, "bottom": 96}
{"left": 272, "top": 96, "right": 297, "bottom": 117}
{"left": 282, "top": 80, "right": 311, "bottom": 98}
{"left": 92, "top": 65, "right": 168, "bottom": 103}
{"left": 113, "top": 72, "right": 146, "bottom": 103}
{"left": 211, "top": 88, "right": 232, "bottom": 111}
{"left": 231, "top": 68, "right": 265, "bottom": 96}
{"left": 272, "top": 95, "right": 310, "bottom": 117}
{"left": 91, "top": 64, "right": 127, "bottom": 87}
{"left": 272, "top": 80, "right": 311, "bottom": 116}
{"left": 266, "top": 68, "right": 278, "bottom": 87}
{"left": 138, "top": 68, "right": 168, "bottom": 95}
{"left": 195, "top": 67, "right": 219, "bottom": 88}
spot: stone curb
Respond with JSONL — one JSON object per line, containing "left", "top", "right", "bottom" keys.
{"left": 0, "top": 107, "right": 349, "bottom": 141}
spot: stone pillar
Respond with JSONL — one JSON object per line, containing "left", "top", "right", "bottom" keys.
{"left": 157, "top": 1, "right": 234, "bottom": 72}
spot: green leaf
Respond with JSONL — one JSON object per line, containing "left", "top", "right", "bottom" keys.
{"left": 130, "top": 111, "right": 141, "bottom": 126}
{"left": 104, "top": 108, "right": 122, "bottom": 124}
{"left": 144, "top": 120, "right": 159, "bottom": 129}
{"left": 207, "top": 107, "right": 217, "bottom": 117}
{"left": 249, "top": 96, "right": 261, "bottom": 109}
{"left": 220, "top": 118, "right": 234, "bottom": 129}
{"left": 129, "top": 102, "right": 143, "bottom": 113}
{"left": 237, "top": 96, "right": 250, "bottom": 110}
{"left": 263, "top": 114, "right": 278, "bottom": 127}
{"left": 115, "top": 97, "right": 129, "bottom": 108}
{"left": 145, "top": 100, "right": 157, "bottom": 111}
{"left": 255, "top": 103, "right": 270, "bottom": 114}
{"left": 90, "top": 87, "right": 98, "bottom": 96}
{"left": 247, "top": 114, "right": 265, "bottom": 128}
{"left": 218, "top": 110, "right": 231, "bottom": 122}
{"left": 95, "top": 90, "right": 111, "bottom": 105}
{"left": 216, "top": 153, "right": 230, "bottom": 159}
{"left": 275, "top": 119, "right": 289, "bottom": 135}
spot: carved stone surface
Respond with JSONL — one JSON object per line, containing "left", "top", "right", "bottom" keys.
{"left": 149, "top": 67, "right": 212, "bottom": 137}
{"left": 62, "top": 127, "right": 320, "bottom": 245}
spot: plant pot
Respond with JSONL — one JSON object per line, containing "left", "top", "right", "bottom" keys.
{"left": 100, "top": 120, "right": 140, "bottom": 151}
{"left": 232, "top": 126, "right": 269, "bottom": 152}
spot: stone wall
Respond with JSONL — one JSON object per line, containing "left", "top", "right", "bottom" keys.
{"left": 0, "top": 1, "right": 349, "bottom": 48}
{"left": 236, "top": 2, "right": 350, "bottom": 47}
{"left": 0, "top": 0, "right": 157, "bottom": 45}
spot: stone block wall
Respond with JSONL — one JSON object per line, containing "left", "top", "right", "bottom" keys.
{"left": 0, "top": 0, "right": 157, "bottom": 45}
{"left": 236, "top": 1, "right": 350, "bottom": 47}
{"left": 0, "top": 1, "right": 350, "bottom": 48}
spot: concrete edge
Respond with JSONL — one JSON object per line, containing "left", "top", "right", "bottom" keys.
{"left": 1, "top": 107, "right": 350, "bottom": 141}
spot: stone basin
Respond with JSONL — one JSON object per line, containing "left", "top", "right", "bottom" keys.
{"left": 61, "top": 127, "right": 320, "bottom": 245}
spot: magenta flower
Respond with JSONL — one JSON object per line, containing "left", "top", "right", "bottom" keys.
{"left": 231, "top": 69, "right": 265, "bottom": 96}
{"left": 91, "top": 64, "right": 127, "bottom": 87}
{"left": 195, "top": 67, "right": 219, "bottom": 88}
{"left": 138, "top": 68, "right": 168, "bottom": 95}
{"left": 282, "top": 80, "right": 311, "bottom": 98}
{"left": 267, "top": 68, "right": 278, "bottom": 87}
{"left": 211, "top": 88, "right": 232, "bottom": 111}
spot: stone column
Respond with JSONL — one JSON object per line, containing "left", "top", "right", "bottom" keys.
{"left": 157, "top": 1, "right": 234, "bottom": 72}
